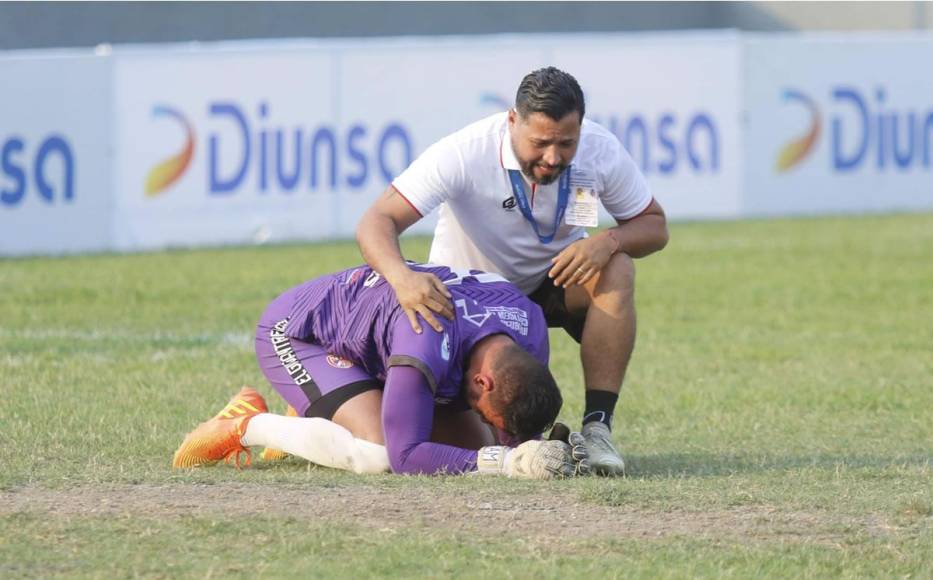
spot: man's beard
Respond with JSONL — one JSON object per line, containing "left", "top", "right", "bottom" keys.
{"left": 520, "top": 159, "right": 567, "bottom": 186}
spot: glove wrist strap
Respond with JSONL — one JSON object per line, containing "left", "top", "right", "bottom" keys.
{"left": 476, "top": 446, "right": 512, "bottom": 475}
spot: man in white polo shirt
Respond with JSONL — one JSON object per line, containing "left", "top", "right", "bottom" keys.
{"left": 356, "top": 67, "right": 669, "bottom": 475}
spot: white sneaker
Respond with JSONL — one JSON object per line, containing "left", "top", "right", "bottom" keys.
{"left": 581, "top": 422, "right": 626, "bottom": 476}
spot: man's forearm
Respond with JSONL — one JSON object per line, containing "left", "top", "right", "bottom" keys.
{"left": 356, "top": 212, "right": 412, "bottom": 285}
{"left": 606, "top": 214, "right": 669, "bottom": 259}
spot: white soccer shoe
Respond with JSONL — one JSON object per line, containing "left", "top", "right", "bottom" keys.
{"left": 581, "top": 421, "right": 626, "bottom": 476}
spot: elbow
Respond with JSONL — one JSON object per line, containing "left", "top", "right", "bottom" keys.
{"left": 386, "top": 441, "right": 418, "bottom": 475}
{"left": 355, "top": 211, "right": 372, "bottom": 245}
{"left": 656, "top": 223, "right": 670, "bottom": 252}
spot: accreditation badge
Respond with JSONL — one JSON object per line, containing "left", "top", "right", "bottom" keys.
{"left": 565, "top": 187, "right": 599, "bottom": 227}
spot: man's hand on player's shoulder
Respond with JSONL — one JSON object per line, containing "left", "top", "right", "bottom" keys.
{"left": 388, "top": 269, "right": 454, "bottom": 334}
{"left": 547, "top": 232, "right": 620, "bottom": 288}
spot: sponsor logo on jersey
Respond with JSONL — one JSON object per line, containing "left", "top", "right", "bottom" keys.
{"left": 345, "top": 268, "right": 364, "bottom": 285}
{"left": 440, "top": 332, "right": 450, "bottom": 361}
{"left": 456, "top": 299, "right": 529, "bottom": 336}
{"left": 269, "top": 318, "right": 314, "bottom": 386}
{"left": 363, "top": 271, "right": 381, "bottom": 288}
{"left": 501, "top": 196, "right": 517, "bottom": 210}
{"left": 326, "top": 354, "right": 354, "bottom": 369}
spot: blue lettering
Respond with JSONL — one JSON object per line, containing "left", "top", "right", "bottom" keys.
{"left": 310, "top": 127, "right": 337, "bottom": 190}
{"left": 1, "top": 137, "right": 26, "bottom": 206}
{"left": 1, "top": 135, "right": 76, "bottom": 207}
{"left": 34, "top": 135, "right": 74, "bottom": 203}
{"left": 686, "top": 114, "right": 718, "bottom": 171}
{"left": 623, "top": 116, "right": 649, "bottom": 173}
{"left": 595, "top": 112, "right": 719, "bottom": 175}
{"left": 876, "top": 88, "right": 887, "bottom": 170}
{"left": 832, "top": 87, "right": 869, "bottom": 171}
{"left": 925, "top": 113, "right": 933, "bottom": 167}
{"left": 345, "top": 124, "right": 368, "bottom": 188}
{"left": 209, "top": 102, "right": 250, "bottom": 194}
{"left": 258, "top": 102, "right": 269, "bottom": 192}
{"left": 656, "top": 114, "right": 677, "bottom": 174}
{"left": 202, "top": 102, "right": 414, "bottom": 195}
{"left": 378, "top": 124, "right": 412, "bottom": 183}
{"left": 275, "top": 128, "right": 302, "bottom": 191}
{"left": 891, "top": 112, "right": 916, "bottom": 169}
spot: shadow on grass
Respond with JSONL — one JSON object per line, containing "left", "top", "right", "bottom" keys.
{"left": 624, "top": 452, "right": 931, "bottom": 479}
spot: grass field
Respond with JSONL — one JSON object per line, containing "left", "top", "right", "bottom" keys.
{"left": 1, "top": 212, "right": 931, "bottom": 578}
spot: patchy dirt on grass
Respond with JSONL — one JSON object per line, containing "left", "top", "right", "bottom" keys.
{"left": 0, "top": 483, "right": 889, "bottom": 547}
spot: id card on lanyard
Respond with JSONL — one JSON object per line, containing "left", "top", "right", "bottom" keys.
{"left": 507, "top": 167, "right": 571, "bottom": 244}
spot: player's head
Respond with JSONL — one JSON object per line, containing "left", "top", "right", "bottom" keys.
{"left": 469, "top": 341, "right": 562, "bottom": 440}
{"left": 509, "top": 67, "right": 585, "bottom": 185}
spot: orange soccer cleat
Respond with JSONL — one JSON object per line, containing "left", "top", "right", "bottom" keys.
{"left": 260, "top": 405, "right": 299, "bottom": 461}
{"left": 172, "top": 386, "right": 268, "bottom": 469}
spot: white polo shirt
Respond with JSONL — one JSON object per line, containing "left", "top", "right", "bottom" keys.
{"left": 392, "top": 112, "right": 652, "bottom": 294}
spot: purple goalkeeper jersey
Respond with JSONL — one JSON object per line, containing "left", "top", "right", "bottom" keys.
{"left": 283, "top": 262, "right": 550, "bottom": 407}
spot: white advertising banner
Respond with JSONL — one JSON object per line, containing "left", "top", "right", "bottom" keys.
{"left": 113, "top": 47, "right": 351, "bottom": 250}
{"left": 4, "top": 32, "right": 931, "bottom": 257}
{"left": 554, "top": 33, "right": 743, "bottom": 220}
{"left": 111, "top": 34, "right": 743, "bottom": 251}
{"left": 743, "top": 35, "right": 933, "bottom": 216}
{"left": 0, "top": 54, "right": 112, "bottom": 256}
{"left": 336, "top": 38, "right": 550, "bottom": 233}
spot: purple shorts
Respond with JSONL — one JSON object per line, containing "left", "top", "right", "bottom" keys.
{"left": 254, "top": 287, "right": 381, "bottom": 419}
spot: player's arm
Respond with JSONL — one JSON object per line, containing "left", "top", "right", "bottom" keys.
{"left": 381, "top": 365, "right": 481, "bottom": 475}
{"left": 382, "top": 366, "right": 578, "bottom": 478}
{"left": 356, "top": 185, "right": 454, "bottom": 334}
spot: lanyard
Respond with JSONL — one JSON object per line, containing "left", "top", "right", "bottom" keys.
{"left": 507, "top": 166, "right": 571, "bottom": 244}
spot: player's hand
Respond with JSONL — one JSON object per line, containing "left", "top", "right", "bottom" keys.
{"left": 548, "top": 422, "right": 590, "bottom": 475}
{"left": 547, "top": 233, "right": 619, "bottom": 288}
{"left": 476, "top": 441, "right": 576, "bottom": 479}
{"left": 392, "top": 270, "right": 454, "bottom": 334}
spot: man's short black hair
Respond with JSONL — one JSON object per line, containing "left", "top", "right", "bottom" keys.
{"left": 489, "top": 342, "right": 562, "bottom": 440}
{"left": 515, "top": 67, "right": 585, "bottom": 123}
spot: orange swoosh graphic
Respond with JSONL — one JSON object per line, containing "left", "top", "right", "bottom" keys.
{"left": 145, "top": 106, "right": 195, "bottom": 197}
{"left": 776, "top": 90, "right": 821, "bottom": 172}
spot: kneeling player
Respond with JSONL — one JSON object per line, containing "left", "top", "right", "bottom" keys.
{"left": 173, "top": 263, "right": 587, "bottom": 479}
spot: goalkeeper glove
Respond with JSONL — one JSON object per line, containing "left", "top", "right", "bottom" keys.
{"left": 475, "top": 439, "right": 576, "bottom": 479}
{"left": 548, "top": 422, "right": 590, "bottom": 475}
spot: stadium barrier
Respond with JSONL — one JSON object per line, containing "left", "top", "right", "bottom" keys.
{"left": 2, "top": 32, "right": 932, "bottom": 256}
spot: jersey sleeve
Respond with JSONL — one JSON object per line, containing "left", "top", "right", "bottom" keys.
{"left": 386, "top": 316, "right": 451, "bottom": 394}
{"left": 382, "top": 366, "right": 478, "bottom": 475}
{"left": 597, "top": 137, "right": 653, "bottom": 221}
{"left": 391, "top": 135, "right": 466, "bottom": 217}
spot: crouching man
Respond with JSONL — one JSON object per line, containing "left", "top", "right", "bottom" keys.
{"left": 173, "top": 262, "right": 587, "bottom": 479}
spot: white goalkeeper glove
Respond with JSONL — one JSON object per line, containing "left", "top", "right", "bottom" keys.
{"left": 475, "top": 440, "right": 576, "bottom": 479}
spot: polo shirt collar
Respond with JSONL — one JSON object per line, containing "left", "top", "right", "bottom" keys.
{"left": 499, "top": 121, "right": 522, "bottom": 171}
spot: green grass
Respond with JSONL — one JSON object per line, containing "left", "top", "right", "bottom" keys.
{"left": 1, "top": 212, "right": 931, "bottom": 577}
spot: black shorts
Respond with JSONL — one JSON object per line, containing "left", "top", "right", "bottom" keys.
{"left": 528, "top": 279, "right": 586, "bottom": 344}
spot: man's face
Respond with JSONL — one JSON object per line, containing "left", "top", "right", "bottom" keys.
{"left": 508, "top": 109, "right": 581, "bottom": 185}
{"left": 466, "top": 380, "right": 508, "bottom": 432}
